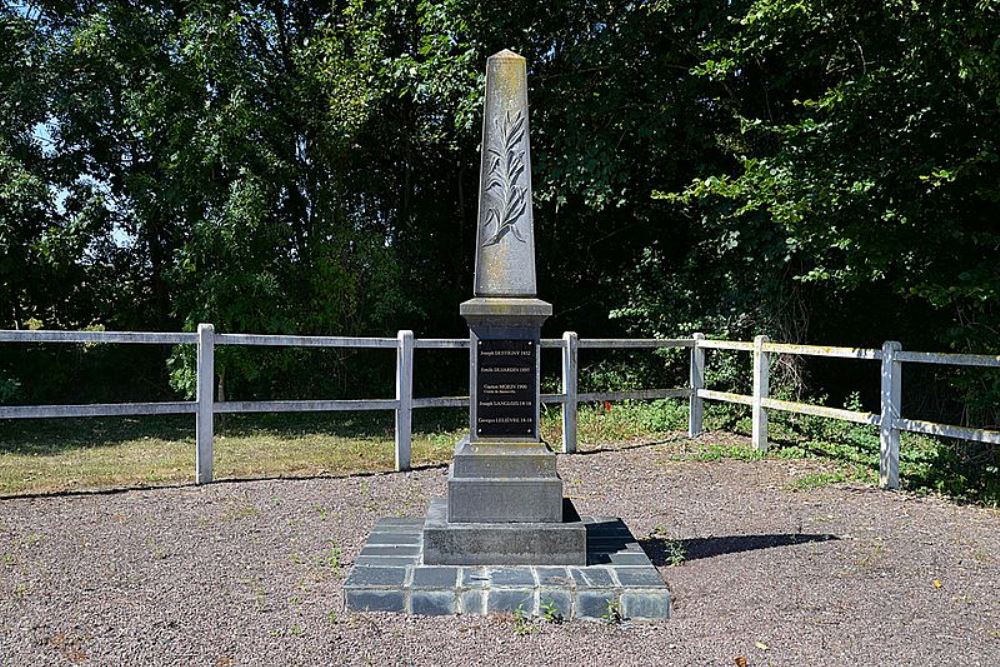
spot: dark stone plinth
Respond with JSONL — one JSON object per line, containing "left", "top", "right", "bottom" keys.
{"left": 423, "top": 497, "right": 586, "bottom": 565}
{"left": 447, "top": 476, "right": 564, "bottom": 523}
{"left": 447, "top": 439, "right": 564, "bottom": 523}
{"left": 343, "top": 516, "right": 670, "bottom": 621}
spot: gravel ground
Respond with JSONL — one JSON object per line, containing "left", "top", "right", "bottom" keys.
{"left": 1, "top": 435, "right": 998, "bottom": 666}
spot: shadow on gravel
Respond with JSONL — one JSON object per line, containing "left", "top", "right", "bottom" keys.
{"left": 0, "top": 462, "right": 450, "bottom": 501}
{"left": 571, "top": 436, "right": 686, "bottom": 456}
{"left": 641, "top": 533, "right": 839, "bottom": 565}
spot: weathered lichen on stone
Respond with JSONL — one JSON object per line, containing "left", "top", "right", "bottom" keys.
{"left": 482, "top": 110, "right": 528, "bottom": 247}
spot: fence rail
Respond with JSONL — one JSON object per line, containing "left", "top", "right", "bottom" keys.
{"left": 1, "top": 327, "right": 997, "bottom": 489}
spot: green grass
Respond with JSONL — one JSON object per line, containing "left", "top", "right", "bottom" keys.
{"left": 1, "top": 399, "right": 996, "bottom": 506}
{"left": 0, "top": 401, "right": 685, "bottom": 496}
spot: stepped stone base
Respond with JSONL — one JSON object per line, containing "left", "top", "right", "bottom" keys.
{"left": 344, "top": 516, "right": 670, "bottom": 621}
{"left": 426, "top": 496, "right": 586, "bottom": 565}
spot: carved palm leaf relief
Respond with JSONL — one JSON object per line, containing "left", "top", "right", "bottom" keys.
{"left": 482, "top": 110, "right": 528, "bottom": 247}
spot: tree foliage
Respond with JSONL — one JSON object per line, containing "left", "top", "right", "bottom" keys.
{"left": 0, "top": 0, "right": 997, "bottom": 422}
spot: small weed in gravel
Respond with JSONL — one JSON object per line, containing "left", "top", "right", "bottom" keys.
{"left": 666, "top": 539, "right": 687, "bottom": 566}
{"left": 650, "top": 526, "right": 687, "bottom": 566}
{"left": 512, "top": 605, "right": 535, "bottom": 636}
{"left": 540, "top": 598, "right": 563, "bottom": 624}
{"left": 319, "top": 545, "right": 343, "bottom": 574}
{"left": 602, "top": 599, "right": 623, "bottom": 625}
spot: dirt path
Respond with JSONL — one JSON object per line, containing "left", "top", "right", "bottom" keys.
{"left": 2, "top": 437, "right": 998, "bottom": 666}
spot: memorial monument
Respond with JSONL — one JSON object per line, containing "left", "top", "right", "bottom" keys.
{"left": 344, "top": 49, "right": 670, "bottom": 621}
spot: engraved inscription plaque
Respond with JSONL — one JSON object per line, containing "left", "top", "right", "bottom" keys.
{"left": 476, "top": 338, "right": 536, "bottom": 437}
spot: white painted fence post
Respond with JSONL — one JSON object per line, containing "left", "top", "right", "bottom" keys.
{"left": 689, "top": 333, "right": 705, "bottom": 437}
{"left": 752, "top": 334, "right": 770, "bottom": 452}
{"left": 880, "top": 341, "right": 902, "bottom": 489}
{"left": 195, "top": 323, "right": 215, "bottom": 484}
{"left": 395, "top": 330, "right": 414, "bottom": 471}
{"left": 561, "top": 331, "right": 579, "bottom": 454}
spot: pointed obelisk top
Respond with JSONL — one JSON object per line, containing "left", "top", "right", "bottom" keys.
{"left": 471, "top": 49, "right": 537, "bottom": 297}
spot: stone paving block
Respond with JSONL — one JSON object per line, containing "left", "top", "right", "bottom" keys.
{"left": 373, "top": 519, "right": 424, "bottom": 533}
{"left": 489, "top": 567, "right": 536, "bottom": 587}
{"left": 344, "top": 566, "right": 406, "bottom": 588}
{"left": 576, "top": 590, "right": 616, "bottom": 620}
{"left": 584, "top": 518, "right": 631, "bottom": 535}
{"left": 367, "top": 532, "right": 421, "bottom": 545}
{"left": 411, "top": 566, "right": 460, "bottom": 589}
{"left": 607, "top": 552, "right": 654, "bottom": 566}
{"left": 487, "top": 588, "right": 535, "bottom": 615}
{"left": 589, "top": 538, "right": 640, "bottom": 551}
{"left": 376, "top": 517, "right": 424, "bottom": 526}
{"left": 353, "top": 556, "right": 420, "bottom": 567}
{"left": 460, "top": 589, "right": 485, "bottom": 615}
{"left": 614, "top": 567, "right": 665, "bottom": 588}
{"left": 345, "top": 590, "right": 405, "bottom": 612}
{"left": 359, "top": 545, "right": 420, "bottom": 557}
{"left": 535, "top": 567, "right": 573, "bottom": 587}
{"left": 411, "top": 590, "right": 456, "bottom": 616}
{"left": 621, "top": 590, "right": 670, "bottom": 620}
{"left": 570, "top": 567, "right": 615, "bottom": 588}
{"left": 461, "top": 567, "right": 490, "bottom": 588}
{"left": 538, "top": 589, "right": 572, "bottom": 620}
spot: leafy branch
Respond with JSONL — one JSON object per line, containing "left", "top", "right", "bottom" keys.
{"left": 482, "top": 110, "right": 528, "bottom": 246}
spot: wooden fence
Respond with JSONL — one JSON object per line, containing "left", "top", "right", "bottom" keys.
{"left": 1, "top": 327, "right": 997, "bottom": 490}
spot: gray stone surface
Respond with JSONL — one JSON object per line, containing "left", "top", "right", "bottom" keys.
{"left": 621, "top": 590, "right": 671, "bottom": 620}
{"left": 460, "top": 589, "right": 485, "bottom": 615}
{"left": 344, "top": 590, "right": 405, "bottom": 613}
{"left": 576, "top": 590, "right": 617, "bottom": 620}
{"left": 353, "top": 556, "right": 419, "bottom": 567}
{"left": 411, "top": 566, "right": 460, "bottom": 589}
{"left": 538, "top": 589, "right": 573, "bottom": 620}
{"left": 367, "top": 532, "right": 421, "bottom": 544}
{"left": 447, "top": 475, "right": 564, "bottom": 523}
{"left": 459, "top": 298, "right": 552, "bottom": 327}
{"left": 410, "top": 590, "right": 456, "bottom": 616}
{"left": 422, "top": 496, "right": 587, "bottom": 565}
{"left": 489, "top": 568, "right": 536, "bottom": 587}
{"left": 570, "top": 567, "right": 616, "bottom": 588}
{"left": 343, "top": 513, "right": 670, "bottom": 621}
{"left": 451, "top": 438, "right": 557, "bottom": 478}
{"left": 472, "top": 50, "right": 537, "bottom": 298}
{"left": 535, "top": 567, "right": 573, "bottom": 587}
{"left": 343, "top": 566, "right": 406, "bottom": 587}
{"left": 487, "top": 589, "right": 535, "bottom": 614}
{"left": 359, "top": 545, "right": 420, "bottom": 557}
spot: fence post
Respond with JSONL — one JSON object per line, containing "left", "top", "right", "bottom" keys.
{"left": 395, "top": 330, "right": 414, "bottom": 471}
{"left": 880, "top": 341, "right": 902, "bottom": 489}
{"left": 689, "top": 333, "right": 705, "bottom": 437}
{"left": 561, "top": 331, "right": 579, "bottom": 454}
{"left": 195, "top": 323, "right": 215, "bottom": 485}
{"left": 752, "top": 334, "right": 769, "bottom": 452}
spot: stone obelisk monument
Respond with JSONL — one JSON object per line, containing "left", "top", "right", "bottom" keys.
{"left": 421, "top": 49, "right": 587, "bottom": 565}
{"left": 343, "top": 50, "right": 669, "bottom": 620}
